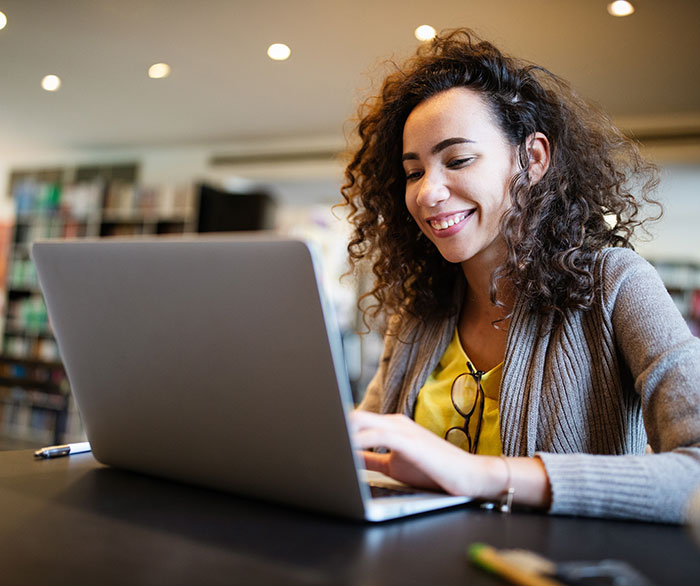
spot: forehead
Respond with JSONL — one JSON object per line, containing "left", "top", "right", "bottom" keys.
{"left": 403, "top": 87, "right": 501, "bottom": 145}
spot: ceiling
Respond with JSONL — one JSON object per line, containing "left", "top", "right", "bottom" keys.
{"left": 0, "top": 0, "right": 699, "bottom": 156}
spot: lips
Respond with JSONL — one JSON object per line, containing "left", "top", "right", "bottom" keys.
{"left": 427, "top": 209, "right": 475, "bottom": 232}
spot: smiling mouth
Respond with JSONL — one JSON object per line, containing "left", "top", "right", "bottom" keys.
{"left": 428, "top": 210, "right": 474, "bottom": 231}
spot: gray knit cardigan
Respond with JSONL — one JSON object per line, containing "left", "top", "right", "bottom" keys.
{"left": 358, "top": 248, "right": 700, "bottom": 523}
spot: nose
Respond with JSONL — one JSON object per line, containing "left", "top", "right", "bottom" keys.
{"left": 415, "top": 172, "right": 449, "bottom": 208}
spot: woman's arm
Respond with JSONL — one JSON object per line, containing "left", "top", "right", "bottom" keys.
{"left": 537, "top": 249, "right": 700, "bottom": 522}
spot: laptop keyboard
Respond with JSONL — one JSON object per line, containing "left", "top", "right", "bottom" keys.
{"left": 369, "top": 482, "right": 422, "bottom": 498}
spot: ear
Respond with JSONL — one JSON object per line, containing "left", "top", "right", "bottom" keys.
{"left": 525, "top": 132, "right": 550, "bottom": 184}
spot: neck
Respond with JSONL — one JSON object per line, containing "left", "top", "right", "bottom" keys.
{"left": 460, "top": 244, "right": 513, "bottom": 318}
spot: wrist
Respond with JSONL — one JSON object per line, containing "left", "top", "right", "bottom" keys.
{"left": 479, "top": 455, "right": 511, "bottom": 501}
{"left": 479, "top": 455, "right": 552, "bottom": 510}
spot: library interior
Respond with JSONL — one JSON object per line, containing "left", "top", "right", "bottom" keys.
{"left": 0, "top": 2, "right": 699, "bottom": 585}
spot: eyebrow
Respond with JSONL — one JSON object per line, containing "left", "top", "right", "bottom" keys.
{"left": 402, "top": 137, "right": 476, "bottom": 161}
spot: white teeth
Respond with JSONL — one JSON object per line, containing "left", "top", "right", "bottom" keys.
{"left": 429, "top": 212, "right": 469, "bottom": 231}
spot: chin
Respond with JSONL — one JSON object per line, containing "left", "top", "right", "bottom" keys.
{"left": 433, "top": 246, "right": 472, "bottom": 265}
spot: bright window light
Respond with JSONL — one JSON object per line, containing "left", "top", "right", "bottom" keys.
{"left": 415, "top": 25, "right": 436, "bottom": 42}
{"left": 267, "top": 43, "right": 291, "bottom": 61}
{"left": 41, "top": 75, "right": 61, "bottom": 92}
{"left": 148, "top": 63, "right": 171, "bottom": 79}
{"left": 0, "top": 11, "right": 7, "bottom": 30}
{"left": 607, "top": 1, "right": 635, "bottom": 17}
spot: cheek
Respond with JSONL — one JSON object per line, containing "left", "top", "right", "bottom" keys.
{"left": 483, "top": 195, "right": 511, "bottom": 228}
{"left": 405, "top": 190, "right": 419, "bottom": 222}
{"left": 478, "top": 168, "right": 514, "bottom": 215}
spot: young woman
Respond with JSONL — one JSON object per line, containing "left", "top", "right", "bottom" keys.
{"left": 342, "top": 29, "right": 700, "bottom": 523}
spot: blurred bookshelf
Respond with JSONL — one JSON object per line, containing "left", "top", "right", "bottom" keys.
{"left": 649, "top": 259, "right": 700, "bottom": 337}
{"left": 0, "top": 163, "right": 201, "bottom": 448}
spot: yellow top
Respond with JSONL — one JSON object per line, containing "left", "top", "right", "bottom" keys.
{"left": 414, "top": 328, "right": 503, "bottom": 456}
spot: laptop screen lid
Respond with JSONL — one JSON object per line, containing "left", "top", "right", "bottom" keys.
{"left": 32, "top": 235, "right": 470, "bottom": 521}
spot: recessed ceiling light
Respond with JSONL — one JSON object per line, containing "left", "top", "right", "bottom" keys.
{"left": 267, "top": 43, "right": 291, "bottom": 61}
{"left": 415, "top": 25, "right": 436, "bottom": 42}
{"left": 148, "top": 63, "right": 171, "bottom": 79}
{"left": 607, "top": 1, "right": 635, "bottom": 17}
{"left": 0, "top": 11, "right": 7, "bottom": 30}
{"left": 41, "top": 75, "right": 61, "bottom": 92}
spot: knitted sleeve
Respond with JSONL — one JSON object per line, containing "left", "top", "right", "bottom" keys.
{"left": 538, "top": 248, "right": 700, "bottom": 523}
{"left": 357, "top": 311, "right": 459, "bottom": 415}
{"left": 357, "top": 328, "right": 399, "bottom": 413}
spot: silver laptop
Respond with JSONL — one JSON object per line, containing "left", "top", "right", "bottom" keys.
{"left": 32, "top": 234, "right": 471, "bottom": 521}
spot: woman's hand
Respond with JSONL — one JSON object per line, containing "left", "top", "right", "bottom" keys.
{"left": 349, "top": 410, "right": 552, "bottom": 508}
{"left": 349, "top": 410, "right": 491, "bottom": 496}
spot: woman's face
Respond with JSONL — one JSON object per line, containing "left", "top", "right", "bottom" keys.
{"left": 402, "top": 87, "right": 519, "bottom": 269}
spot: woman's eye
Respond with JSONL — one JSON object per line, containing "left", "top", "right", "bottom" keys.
{"left": 404, "top": 170, "right": 423, "bottom": 181}
{"left": 447, "top": 157, "right": 474, "bottom": 168}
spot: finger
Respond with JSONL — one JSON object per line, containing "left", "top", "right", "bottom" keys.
{"left": 352, "top": 427, "right": 396, "bottom": 451}
{"left": 350, "top": 410, "right": 412, "bottom": 433}
{"left": 348, "top": 409, "right": 386, "bottom": 430}
{"left": 359, "top": 450, "right": 390, "bottom": 475}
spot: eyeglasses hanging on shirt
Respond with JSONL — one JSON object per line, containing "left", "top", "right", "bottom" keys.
{"left": 444, "top": 361, "right": 486, "bottom": 454}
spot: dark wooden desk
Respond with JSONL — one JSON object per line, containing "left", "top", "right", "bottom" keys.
{"left": 0, "top": 449, "right": 698, "bottom": 585}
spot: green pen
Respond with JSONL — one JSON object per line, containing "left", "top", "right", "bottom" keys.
{"left": 467, "top": 543, "right": 564, "bottom": 586}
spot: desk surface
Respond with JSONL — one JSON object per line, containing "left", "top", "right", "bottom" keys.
{"left": 0, "top": 449, "right": 698, "bottom": 586}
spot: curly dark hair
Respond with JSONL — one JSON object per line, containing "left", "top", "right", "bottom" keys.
{"left": 341, "top": 28, "right": 660, "bottom": 327}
